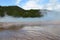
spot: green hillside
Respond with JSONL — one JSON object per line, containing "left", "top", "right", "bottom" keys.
{"left": 0, "top": 6, "right": 43, "bottom": 17}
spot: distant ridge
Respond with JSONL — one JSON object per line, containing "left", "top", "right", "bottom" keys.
{"left": 0, "top": 6, "right": 43, "bottom": 17}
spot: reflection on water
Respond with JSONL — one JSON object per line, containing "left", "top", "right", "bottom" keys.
{"left": 23, "top": 26, "right": 60, "bottom": 36}
{"left": 0, "top": 25, "right": 60, "bottom": 40}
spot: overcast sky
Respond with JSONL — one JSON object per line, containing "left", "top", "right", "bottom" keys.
{"left": 0, "top": 0, "right": 60, "bottom": 10}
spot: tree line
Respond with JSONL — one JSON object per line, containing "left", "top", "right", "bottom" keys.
{"left": 0, "top": 6, "right": 43, "bottom": 18}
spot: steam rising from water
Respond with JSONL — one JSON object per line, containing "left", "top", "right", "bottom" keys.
{"left": 0, "top": 11, "right": 60, "bottom": 22}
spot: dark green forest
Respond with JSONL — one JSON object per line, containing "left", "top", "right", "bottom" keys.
{"left": 0, "top": 6, "right": 43, "bottom": 18}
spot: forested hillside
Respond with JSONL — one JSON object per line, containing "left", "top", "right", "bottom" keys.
{"left": 0, "top": 6, "right": 43, "bottom": 17}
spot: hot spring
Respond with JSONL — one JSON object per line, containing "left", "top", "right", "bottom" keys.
{"left": 0, "top": 10, "right": 60, "bottom": 22}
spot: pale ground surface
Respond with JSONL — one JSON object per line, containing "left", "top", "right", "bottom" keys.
{"left": 0, "top": 22, "right": 60, "bottom": 40}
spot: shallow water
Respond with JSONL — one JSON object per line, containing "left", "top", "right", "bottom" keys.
{"left": 0, "top": 26, "right": 60, "bottom": 40}
{"left": 0, "top": 10, "right": 60, "bottom": 40}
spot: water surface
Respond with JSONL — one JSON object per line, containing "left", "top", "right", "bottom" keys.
{"left": 0, "top": 26, "right": 60, "bottom": 40}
